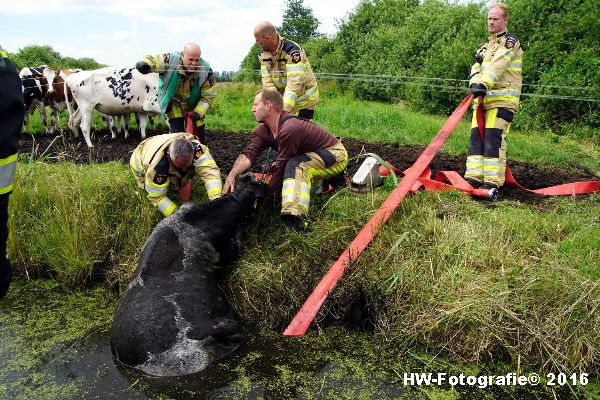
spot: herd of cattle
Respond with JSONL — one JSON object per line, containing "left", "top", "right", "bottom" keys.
{"left": 19, "top": 65, "right": 162, "bottom": 148}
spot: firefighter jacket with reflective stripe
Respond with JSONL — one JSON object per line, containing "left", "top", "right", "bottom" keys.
{"left": 141, "top": 52, "right": 217, "bottom": 117}
{"left": 130, "top": 133, "right": 222, "bottom": 216}
{"left": 469, "top": 31, "right": 523, "bottom": 111}
{"left": 258, "top": 35, "right": 319, "bottom": 114}
{"left": 0, "top": 46, "right": 24, "bottom": 195}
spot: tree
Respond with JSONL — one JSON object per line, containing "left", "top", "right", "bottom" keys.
{"left": 279, "top": 0, "right": 321, "bottom": 43}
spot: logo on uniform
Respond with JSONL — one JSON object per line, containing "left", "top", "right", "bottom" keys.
{"left": 291, "top": 52, "right": 301, "bottom": 63}
{"left": 154, "top": 174, "right": 168, "bottom": 185}
{"left": 195, "top": 149, "right": 203, "bottom": 159}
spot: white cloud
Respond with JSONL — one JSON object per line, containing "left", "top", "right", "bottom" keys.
{"left": 0, "top": 0, "right": 362, "bottom": 71}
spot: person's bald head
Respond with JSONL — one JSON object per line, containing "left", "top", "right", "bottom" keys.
{"left": 182, "top": 42, "right": 201, "bottom": 72}
{"left": 254, "top": 21, "right": 279, "bottom": 52}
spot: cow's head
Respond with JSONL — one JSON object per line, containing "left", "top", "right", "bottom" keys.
{"left": 233, "top": 172, "right": 267, "bottom": 211}
{"left": 42, "top": 67, "right": 57, "bottom": 94}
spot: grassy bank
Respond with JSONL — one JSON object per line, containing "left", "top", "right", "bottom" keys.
{"left": 10, "top": 82, "right": 600, "bottom": 380}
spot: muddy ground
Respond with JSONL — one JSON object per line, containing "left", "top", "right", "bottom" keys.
{"left": 19, "top": 128, "right": 599, "bottom": 204}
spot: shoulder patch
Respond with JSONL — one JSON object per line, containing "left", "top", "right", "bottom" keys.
{"left": 193, "top": 143, "right": 204, "bottom": 160}
{"left": 290, "top": 51, "right": 301, "bottom": 64}
{"left": 281, "top": 39, "right": 300, "bottom": 54}
{"left": 505, "top": 33, "right": 518, "bottom": 49}
{"left": 153, "top": 174, "right": 168, "bottom": 185}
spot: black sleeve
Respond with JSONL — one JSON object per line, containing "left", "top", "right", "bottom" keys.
{"left": 0, "top": 58, "right": 24, "bottom": 159}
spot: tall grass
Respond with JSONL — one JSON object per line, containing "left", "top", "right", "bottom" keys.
{"left": 8, "top": 161, "right": 158, "bottom": 285}
{"left": 12, "top": 82, "right": 600, "bottom": 374}
{"left": 229, "top": 190, "right": 600, "bottom": 373}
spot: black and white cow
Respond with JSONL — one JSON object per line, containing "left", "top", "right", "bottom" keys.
{"left": 19, "top": 65, "right": 56, "bottom": 133}
{"left": 110, "top": 173, "right": 266, "bottom": 377}
{"left": 64, "top": 67, "right": 160, "bottom": 147}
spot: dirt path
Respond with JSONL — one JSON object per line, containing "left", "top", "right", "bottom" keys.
{"left": 19, "top": 128, "right": 598, "bottom": 204}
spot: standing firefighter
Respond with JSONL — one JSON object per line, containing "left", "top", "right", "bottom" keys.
{"left": 136, "top": 42, "right": 217, "bottom": 143}
{"left": 130, "top": 133, "right": 222, "bottom": 217}
{"left": 0, "top": 45, "right": 25, "bottom": 300}
{"left": 223, "top": 90, "right": 347, "bottom": 232}
{"left": 254, "top": 21, "right": 319, "bottom": 120}
{"left": 465, "top": 3, "right": 523, "bottom": 191}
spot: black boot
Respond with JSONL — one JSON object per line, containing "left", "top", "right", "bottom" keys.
{"left": 281, "top": 214, "right": 310, "bottom": 233}
{"left": 465, "top": 177, "right": 483, "bottom": 188}
{"left": 0, "top": 260, "right": 13, "bottom": 300}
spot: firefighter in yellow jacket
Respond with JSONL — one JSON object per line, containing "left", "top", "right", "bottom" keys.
{"left": 465, "top": 3, "right": 523, "bottom": 191}
{"left": 136, "top": 42, "right": 217, "bottom": 143}
{"left": 130, "top": 133, "right": 222, "bottom": 217}
{"left": 254, "top": 21, "right": 319, "bottom": 120}
{"left": 0, "top": 44, "right": 25, "bottom": 300}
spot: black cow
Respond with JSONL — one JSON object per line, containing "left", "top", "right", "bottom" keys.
{"left": 110, "top": 173, "right": 266, "bottom": 377}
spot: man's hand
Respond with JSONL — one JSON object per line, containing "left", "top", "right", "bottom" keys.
{"left": 222, "top": 175, "right": 236, "bottom": 195}
{"left": 178, "top": 180, "right": 192, "bottom": 202}
{"left": 470, "top": 83, "right": 488, "bottom": 97}
{"left": 135, "top": 61, "right": 151, "bottom": 74}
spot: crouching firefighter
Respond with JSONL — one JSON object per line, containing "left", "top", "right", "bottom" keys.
{"left": 223, "top": 90, "right": 347, "bottom": 232}
{"left": 0, "top": 44, "right": 25, "bottom": 300}
{"left": 130, "top": 133, "right": 222, "bottom": 217}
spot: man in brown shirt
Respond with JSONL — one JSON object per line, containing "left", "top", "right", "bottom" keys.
{"left": 223, "top": 90, "right": 347, "bottom": 232}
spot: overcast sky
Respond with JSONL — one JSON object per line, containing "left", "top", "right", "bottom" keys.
{"left": 0, "top": 0, "right": 362, "bottom": 72}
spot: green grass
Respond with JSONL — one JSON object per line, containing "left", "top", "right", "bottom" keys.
{"left": 11, "top": 82, "right": 600, "bottom": 378}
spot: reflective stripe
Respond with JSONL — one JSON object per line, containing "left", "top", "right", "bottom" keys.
{"left": 284, "top": 92, "right": 299, "bottom": 103}
{"left": 195, "top": 101, "right": 210, "bottom": 115}
{"left": 484, "top": 158, "right": 499, "bottom": 168}
{"left": 194, "top": 153, "right": 215, "bottom": 167}
{"left": 157, "top": 197, "right": 176, "bottom": 216}
{"left": 145, "top": 182, "right": 168, "bottom": 196}
{"left": 508, "top": 61, "right": 522, "bottom": 69}
{"left": 0, "top": 154, "right": 17, "bottom": 194}
{"left": 132, "top": 148, "right": 143, "bottom": 173}
{"left": 201, "top": 86, "right": 217, "bottom": 96}
{"left": 205, "top": 179, "right": 222, "bottom": 199}
{"left": 298, "top": 85, "right": 319, "bottom": 102}
{"left": 286, "top": 64, "right": 307, "bottom": 73}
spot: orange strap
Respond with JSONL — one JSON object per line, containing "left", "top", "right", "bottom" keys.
{"left": 283, "top": 94, "right": 475, "bottom": 336}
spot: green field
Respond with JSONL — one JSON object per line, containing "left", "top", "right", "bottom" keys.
{"left": 6, "top": 83, "right": 600, "bottom": 398}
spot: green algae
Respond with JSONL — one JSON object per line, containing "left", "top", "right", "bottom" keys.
{"left": 0, "top": 279, "right": 597, "bottom": 399}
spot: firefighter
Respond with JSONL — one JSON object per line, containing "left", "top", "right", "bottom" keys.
{"left": 223, "top": 90, "right": 347, "bottom": 232}
{"left": 136, "top": 42, "right": 217, "bottom": 143}
{"left": 465, "top": 3, "right": 523, "bottom": 191}
{"left": 0, "top": 44, "right": 25, "bottom": 300}
{"left": 130, "top": 133, "right": 222, "bottom": 217}
{"left": 254, "top": 21, "right": 319, "bottom": 120}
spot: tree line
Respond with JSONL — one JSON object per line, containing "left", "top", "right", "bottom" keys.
{"left": 237, "top": 0, "right": 600, "bottom": 139}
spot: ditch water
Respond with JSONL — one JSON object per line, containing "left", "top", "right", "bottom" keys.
{"left": 0, "top": 279, "right": 589, "bottom": 399}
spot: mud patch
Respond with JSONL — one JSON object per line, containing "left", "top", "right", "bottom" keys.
{"left": 19, "top": 129, "right": 598, "bottom": 204}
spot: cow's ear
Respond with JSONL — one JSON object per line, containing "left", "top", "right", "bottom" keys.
{"left": 238, "top": 172, "right": 251, "bottom": 184}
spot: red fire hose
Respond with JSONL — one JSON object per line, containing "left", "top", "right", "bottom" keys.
{"left": 283, "top": 94, "right": 476, "bottom": 336}
{"left": 283, "top": 95, "right": 600, "bottom": 337}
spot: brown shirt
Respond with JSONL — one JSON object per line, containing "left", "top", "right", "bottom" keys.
{"left": 242, "top": 113, "right": 339, "bottom": 191}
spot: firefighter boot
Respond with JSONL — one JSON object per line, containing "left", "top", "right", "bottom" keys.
{"left": 0, "top": 258, "right": 13, "bottom": 300}
{"left": 281, "top": 214, "right": 311, "bottom": 233}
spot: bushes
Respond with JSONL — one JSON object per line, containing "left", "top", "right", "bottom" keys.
{"left": 304, "top": 0, "right": 600, "bottom": 141}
